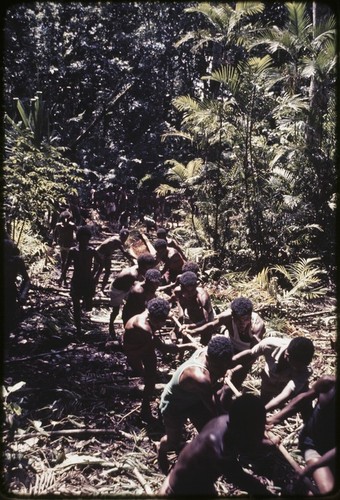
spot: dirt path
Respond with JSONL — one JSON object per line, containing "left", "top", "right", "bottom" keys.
{"left": 2, "top": 224, "right": 337, "bottom": 497}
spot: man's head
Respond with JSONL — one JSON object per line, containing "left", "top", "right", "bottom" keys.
{"left": 228, "top": 394, "right": 266, "bottom": 452}
{"left": 231, "top": 297, "right": 253, "bottom": 330}
{"left": 179, "top": 271, "right": 198, "bottom": 298}
{"left": 207, "top": 335, "right": 234, "bottom": 377}
{"left": 145, "top": 269, "right": 162, "bottom": 291}
{"left": 137, "top": 253, "right": 157, "bottom": 273}
{"left": 76, "top": 226, "right": 92, "bottom": 243}
{"left": 147, "top": 297, "right": 170, "bottom": 330}
{"left": 119, "top": 229, "right": 129, "bottom": 243}
{"left": 286, "top": 336, "right": 314, "bottom": 370}
{"left": 60, "top": 210, "right": 72, "bottom": 222}
{"left": 156, "top": 227, "right": 168, "bottom": 239}
{"left": 154, "top": 239, "right": 168, "bottom": 257}
{"left": 182, "top": 261, "right": 200, "bottom": 275}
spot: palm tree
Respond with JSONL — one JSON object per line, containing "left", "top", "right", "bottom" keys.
{"left": 251, "top": 2, "right": 336, "bottom": 145}
{"left": 155, "top": 158, "right": 205, "bottom": 243}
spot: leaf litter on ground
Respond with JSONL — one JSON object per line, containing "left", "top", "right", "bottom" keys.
{"left": 2, "top": 220, "right": 337, "bottom": 497}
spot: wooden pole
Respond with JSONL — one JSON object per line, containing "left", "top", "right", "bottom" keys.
{"left": 170, "top": 314, "right": 201, "bottom": 348}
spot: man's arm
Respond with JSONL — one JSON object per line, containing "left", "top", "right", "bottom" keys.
{"left": 223, "top": 459, "right": 273, "bottom": 495}
{"left": 267, "top": 376, "right": 336, "bottom": 425}
{"left": 198, "top": 289, "right": 214, "bottom": 324}
{"left": 118, "top": 242, "right": 137, "bottom": 264}
{"left": 251, "top": 314, "right": 265, "bottom": 343}
{"left": 183, "top": 311, "right": 229, "bottom": 341}
{"left": 265, "top": 382, "right": 296, "bottom": 413}
{"left": 299, "top": 448, "right": 336, "bottom": 478}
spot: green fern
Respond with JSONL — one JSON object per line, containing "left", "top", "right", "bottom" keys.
{"left": 272, "top": 258, "right": 327, "bottom": 301}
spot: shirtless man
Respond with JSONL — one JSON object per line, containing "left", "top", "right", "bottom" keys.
{"left": 94, "top": 229, "right": 136, "bottom": 291}
{"left": 185, "top": 296, "right": 265, "bottom": 348}
{"left": 122, "top": 268, "right": 162, "bottom": 326}
{"left": 232, "top": 336, "right": 315, "bottom": 412}
{"left": 169, "top": 271, "right": 214, "bottom": 342}
{"left": 123, "top": 298, "right": 184, "bottom": 422}
{"left": 154, "top": 239, "right": 185, "bottom": 285}
{"left": 158, "top": 260, "right": 201, "bottom": 296}
{"left": 158, "top": 335, "right": 234, "bottom": 472}
{"left": 185, "top": 297, "right": 265, "bottom": 385}
{"left": 156, "top": 227, "right": 187, "bottom": 261}
{"left": 109, "top": 253, "right": 156, "bottom": 339}
{"left": 53, "top": 210, "right": 76, "bottom": 285}
{"left": 158, "top": 394, "right": 273, "bottom": 497}
{"left": 60, "top": 226, "right": 102, "bottom": 336}
{"left": 267, "top": 375, "right": 336, "bottom": 495}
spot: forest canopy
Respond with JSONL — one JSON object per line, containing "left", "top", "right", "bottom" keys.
{"left": 3, "top": 1, "right": 337, "bottom": 273}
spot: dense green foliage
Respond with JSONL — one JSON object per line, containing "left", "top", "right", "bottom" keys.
{"left": 3, "top": 1, "right": 337, "bottom": 275}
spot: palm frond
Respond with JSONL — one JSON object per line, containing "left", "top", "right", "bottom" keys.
{"left": 203, "top": 64, "right": 240, "bottom": 94}
{"left": 174, "top": 30, "right": 199, "bottom": 48}
{"left": 161, "top": 130, "right": 194, "bottom": 143}
{"left": 286, "top": 2, "right": 311, "bottom": 38}
{"left": 272, "top": 92, "right": 309, "bottom": 120}
{"left": 165, "top": 161, "right": 188, "bottom": 183}
{"left": 235, "top": 2, "right": 265, "bottom": 17}
{"left": 185, "top": 3, "right": 232, "bottom": 31}
{"left": 247, "top": 54, "right": 273, "bottom": 75}
{"left": 186, "top": 158, "right": 205, "bottom": 178}
{"left": 15, "top": 98, "right": 30, "bottom": 129}
{"left": 154, "top": 184, "right": 178, "bottom": 197}
{"left": 272, "top": 258, "right": 327, "bottom": 300}
{"left": 172, "top": 95, "right": 200, "bottom": 113}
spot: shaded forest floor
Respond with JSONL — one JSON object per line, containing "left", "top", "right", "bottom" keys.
{"left": 1, "top": 219, "right": 337, "bottom": 497}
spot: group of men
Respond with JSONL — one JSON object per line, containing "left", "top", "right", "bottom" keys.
{"left": 53, "top": 215, "right": 336, "bottom": 496}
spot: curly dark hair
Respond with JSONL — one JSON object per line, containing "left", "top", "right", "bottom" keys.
{"left": 287, "top": 337, "right": 314, "bottom": 365}
{"left": 179, "top": 271, "right": 197, "bottom": 287}
{"left": 231, "top": 297, "right": 253, "bottom": 317}
{"left": 156, "top": 227, "right": 168, "bottom": 239}
{"left": 76, "top": 226, "right": 92, "bottom": 242}
{"left": 182, "top": 261, "right": 200, "bottom": 275}
{"left": 137, "top": 253, "right": 156, "bottom": 268}
{"left": 119, "top": 229, "right": 129, "bottom": 239}
{"left": 154, "top": 238, "right": 167, "bottom": 250}
{"left": 207, "top": 335, "right": 234, "bottom": 362}
{"left": 147, "top": 298, "right": 170, "bottom": 319}
{"left": 145, "top": 269, "right": 162, "bottom": 283}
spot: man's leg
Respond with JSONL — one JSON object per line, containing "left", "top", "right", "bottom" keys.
{"left": 158, "top": 413, "right": 186, "bottom": 473}
{"left": 305, "top": 449, "right": 335, "bottom": 495}
{"left": 101, "top": 259, "right": 111, "bottom": 291}
{"left": 140, "top": 351, "right": 157, "bottom": 421}
{"left": 71, "top": 296, "right": 82, "bottom": 336}
{"left": 109, "top": 306, "right": 120, "bottom": 339}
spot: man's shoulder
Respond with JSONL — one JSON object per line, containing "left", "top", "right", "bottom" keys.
{"left": 126, "top": 314, "right": 150, "bottom": 332}
{"left": 197, "top": 286, "right": 210, "bottom": 298}
{"left": 181, "top": 363, "right": 210, "bottom": 387}
{"left": 252, "top": 311, "right": 263, "bottom": 321}
{"left": 253, "top": 336, "right": 289, "bottom": 352}
{"left": 216, "top": 308, "right": 232, "bottom": 323}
